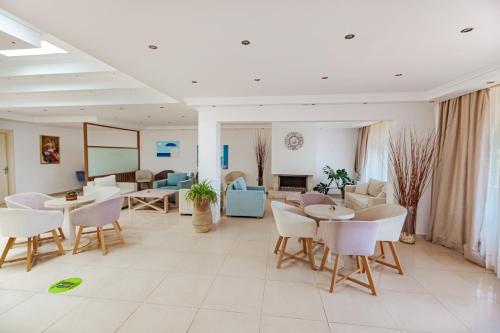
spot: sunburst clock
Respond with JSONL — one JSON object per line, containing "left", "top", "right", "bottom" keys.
{"left": 284, "top": 131, "right": 304, "bottom": 150}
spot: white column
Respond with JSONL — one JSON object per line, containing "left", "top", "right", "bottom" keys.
{"left": 198, "top": 112, "right": 221, "bottom": 222}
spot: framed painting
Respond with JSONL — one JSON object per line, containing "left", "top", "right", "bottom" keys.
{"left": 156, "top": 140, "right": 180, "bottom": 157}
{"left": 40, "top": 135, "right": 60, "bottom": 164}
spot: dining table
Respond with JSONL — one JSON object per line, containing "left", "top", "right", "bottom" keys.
{"left": 304, "top": 204, "right": 355, "bottom": 221}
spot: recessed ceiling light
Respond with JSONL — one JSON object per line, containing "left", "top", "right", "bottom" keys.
{"left": 241, "top": 40, "right": 251, "bottom": 45}
{"left": 259, "top": 104, "right": 263, "bottom": 107}
{"left": 460, "top": 27, "right": 474, "bottom": 33}
{"left": 311, "top": 103, "right": 316, "bottom": 106}
{"left": 181, "top": 115, "right": 185, "bottom": 118}
{"left": 212, "top": 105, "right": 216, "bottom": 107}
{"left": 486, "top": 81, "right": 495, "bottom": 84}
{"left": 321, "top": 76, "right": 328, "bottom": 80}
{"left": 160, "top": 106, "right": 164, "bottom": 109}
{"left": 7, "top": 110, "right": 12, "bottom": 112}
{"left": 254, "top": 78, "right": 261, "bottom": 82}
{"left": 148, "top": 44, "right": 158, "bottom": 50}
{"left": 363, "top": 102, "right": 368, "bottom": 104}
{"left": 344, "top": 34, "right": 355, "bottom": 40}
{"left": 394, "top": 73, "right": 403, "bottom": 77}
{"left": 42, "top": 109, "right": 48, "bottom": 112}
{"left": 147, "top": 115, "right": 151, "bottom": 118}
{"left": 119, "top": 107, "right": 124, "bottom": 110}
{"left": 191, "top": 80, "right": 198, "bottom": 84}
{"left": 80, "top": 108, "right": 84, "bottom": 111}
{"left": 0, "top": 41, "right": 67, "bottom": 57}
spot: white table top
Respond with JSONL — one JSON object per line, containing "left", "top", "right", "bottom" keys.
{"left": 127, "top": 188, "right": 178, "bottom": 198}
{"left": 304, "top": 204, "right": 355, "bottom": 221}
{"left": 44, "top": 195, "right": 95, "bottom": 209}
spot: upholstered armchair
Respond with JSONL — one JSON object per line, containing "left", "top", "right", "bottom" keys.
{"left": 153, "top": 172, "right": 192, "bottom": 190}
{"left": 225, "top": 177, "right": 265, "bottom": 218}
{"left": 299, "top": 192, "right": 334, "bottom": 207}
{"left": 345, "top": 178, "right": 387, "bottom": 210}
{"left": 135, "top": 170, "right": 154, "bottom": 189}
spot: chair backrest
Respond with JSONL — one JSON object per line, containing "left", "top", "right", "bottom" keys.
{"left": 4, "top": 192, "right": 54, "bottom": 210}
{"left": 92, "top": 175, "right": 117, "bottom": 187}
{"left": 271, "top": 201, "right": 316, "bottom": 238}
{"left": 353, "top": 204, "right": 407, "bottom": 242}
{"left": 0, "top": 208, "right": 63, "bottom": 238}
{"left": 70, "top": 196, "right": 124, "bottom": 227}
{"left": 154, "top": 170, "right": 174, "bottom": 181}
{"left": 299, "top": 192, "right": 334, "bottom": 206}
{"left": 135, "top": 170, "right": 153, "bottom": 182}
{"left": 320, "top": 220, "right": 380, "bottom": 256}
{"left": 83, "top": 186, "right": 121, "bottom": 203}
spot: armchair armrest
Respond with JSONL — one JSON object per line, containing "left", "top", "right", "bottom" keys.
{"left": 368, "top": 196, "right": 387, "bottom": 206}
{"left": 178, "top": 178, "right": 193, "bottom": 189}
{"left": 226, "top": 189, "right": 266, "bottom": 217}
{"left": 153, "top": 179, "right": 167, "bottom": 189}
{"left": 344, "top": 185, "right": 356, "bottom": 193}
{"left": 247, "top": 185, "right": 266, "bottom": 192}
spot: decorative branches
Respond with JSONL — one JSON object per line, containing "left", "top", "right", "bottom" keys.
{"left": 254, "top": 131, "right": 270, "bottom": 186}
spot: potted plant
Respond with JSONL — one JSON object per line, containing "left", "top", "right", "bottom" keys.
{"left": 388, "top": 128, "right": 436, "bottom": 244}
{"left": 313, "top": 166, "right": 357, "bottom": 198}
{"left": 254, "top": 131, "right": 270, "bottom": 186}
{"left": 185, "top": 180, "right": 218, "bottom": 233}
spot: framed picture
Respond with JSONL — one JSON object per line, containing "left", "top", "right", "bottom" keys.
{"left": 40, "top": 135, "right": 60, "bottom": 164}
{"left": 221, "top": 144, "right": 229, "bottom": 169}
{"left": 156, "top": 140, "right": 180, "bottom": 157}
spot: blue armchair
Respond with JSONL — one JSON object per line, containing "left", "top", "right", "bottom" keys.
{"left": 226, "top": 179, "right": 266, "bottom": 218}
{"left": 153, "top": 172, "right": 192, "bottom": 190}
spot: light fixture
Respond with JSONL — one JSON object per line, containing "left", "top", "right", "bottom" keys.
{"left": 148, "top": 44, "right": 158, "bottom": 49}
{"left": 0, "top": 41, "right": 66, "bottom": 57}
{"left": 80, "top": 108, "right": 84, "bottom": 111}
{"left": 321, "top": 76, "right": 328, "bottom": 80}
{"left": 254, "top": 78, "right": 261, "bottom": 82}
{"left": 486, "top": 81, "right": 495, "bottom": 84}
{"left": 191, "top": 80, "right": 198, "bottom": 84}
{"left": 394, "top": 73, "right": 403, "bottom": 77}
{"left": 42, "top": 109, "right": 48, "bottom": 112}
{"left": 344, "top": 34, "right": 355, "bottom": 40}
{"left": 241, "top": 40, "right": 250, "bottom": 45}
{"left": 460, "top": 27, "right": 474, "bottom": 33}
{"left": 160, "top": 106, "right": 164, "bottom": 109}
{"left": 119, "top": 107, "right": 124, "bottom": 110}
{"left": 7, "top": 110, "right": 12, "bottom": 113}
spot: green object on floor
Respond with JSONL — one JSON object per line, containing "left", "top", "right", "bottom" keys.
{"left": 48, "top": 278, "right": 82, "bottom": 293}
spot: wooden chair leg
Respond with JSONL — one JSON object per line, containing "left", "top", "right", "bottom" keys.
{"left": 329, "top": 254, "right": 341, "bottom": 293}
{"left": 98, "top": 227, "right": 107, "bottom": 255}
{"left": 113, "top": 222, "right": 125, "bottom": 244}
{"left": 319, "top": 246, "right": 329, "bottom": 271}
{"left": 26, "top": 237, "right": 32, "bottom": 272}
{"left": 115, "top": 221, "right": 122, "bottom": 231}
{"left": 0, "top": 237, "right": 16, "bottom": 268}
{"left": 33, "top": 236, "right": 39, "bottom": 254}
{"left": 72, "top": 227, "right": 83, "bottom": 255}
{"left": 51, "top": 230, "right": 65, "bottom": 255}
{"left": 96, "top": 228, "right": 101, "bottom": 247}
{"left": 302, "top": 238, "right": 307, "bottom": 254}
{"left": 58, "top": 227, "right": 66, "bottom": 240}
{"left": 306, "top": 238, "right": 316, "bottom": 270}
{"left": 277, "top": 237, "right": 288, "bottom": 269}
{"left": 388, "top": 241, "right": 404, "bottom": 275}
{"left": 273, "top": 236, "right": 283, "bottom": 254}
{"left": 379, "top": 241, "right": 385, "bottom": 258}
{"left": 361, "top": 256, "right": 377, "bottom": 296}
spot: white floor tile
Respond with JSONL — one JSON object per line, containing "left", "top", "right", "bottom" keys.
{"left": 219, "top": 255, "right": 268, "bottom": 279}
{"left": 0, "top": 289, "right": 33, "bottom": 315}
{"left": 330, "top": 323, "right": 402, "bottom": 333}
{"left": 261, "top": 315, "right": 330, "bottom": 333}
{"left": 188, "top": 309, "right": 260, "bottom": 333}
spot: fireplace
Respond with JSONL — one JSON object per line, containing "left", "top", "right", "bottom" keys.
{"left": 278, "top": 175, "right": 308, "bottom": 192}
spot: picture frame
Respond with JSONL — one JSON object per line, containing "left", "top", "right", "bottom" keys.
{"left": 40, "top": 135, "right": 60, "bottom": 164}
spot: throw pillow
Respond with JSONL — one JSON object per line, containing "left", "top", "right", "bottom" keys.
{"left": 368, "top": 178, "right": 386, "bottom": 197}
{"left": 354, "top": 182, "right": 369, "bottom": 195}
{"left": 167, "top": 172, "right": 188, "bottom": 186}
{"left": 94, "top": 175, "right": 116, "bottom": 187}
{"left": 232, "top": 177, "right": 247, "bottom": 191}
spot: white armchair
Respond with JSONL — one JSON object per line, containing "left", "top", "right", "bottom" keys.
{"left": 345, "top": 178, "right": 387, "bottom": 210}
{"left": 271, "top": 201, "right": 317, "bottom": 270}
{"left": 0, "top": 208, "right": 65, "bottom": 271}
{"left": 353, "top": 204, "right": 407, "bottom": 274}
{"left": 84, "top": 175, "right": 136, "bottom": 208}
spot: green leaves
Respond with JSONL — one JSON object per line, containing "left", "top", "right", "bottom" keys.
{"left": 185, "top": 180, "right": 218, "bottom": 205}
{"left": 313, "top": 165, "right": 357, "bottom": 194}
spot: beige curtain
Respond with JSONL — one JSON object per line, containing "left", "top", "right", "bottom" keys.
{"left": 428, "top": 89, "right": 490, "bottom": 264}
{"left": 354, "top": 126, "right": 369, "bottom": 179}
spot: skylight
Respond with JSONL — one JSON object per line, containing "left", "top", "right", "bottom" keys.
{"left": 0, "top": 41, "right": 66, "bottom": 57}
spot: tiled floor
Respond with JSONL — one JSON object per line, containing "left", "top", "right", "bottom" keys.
{"left": 1, "top": 202, "right": 499, "bottom": 333}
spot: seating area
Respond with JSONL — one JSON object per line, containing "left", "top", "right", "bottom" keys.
{"left": 0, "top": 2, "right": 500, "bottom": 332}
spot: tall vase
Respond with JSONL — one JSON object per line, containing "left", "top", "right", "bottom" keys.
{"left": 257, "top": 168, "right": 264, "bottom": 186}
{"left": 192, "top": 200, "right": 213, "bottom": 233}
{"left": 400, "top": 206, "right": 417, "bottom": 244}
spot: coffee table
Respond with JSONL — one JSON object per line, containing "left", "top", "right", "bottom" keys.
{"left": 127, "top": 189, "right": 178, "bottom": 214}
{"left": 44, "top": 195, "right": 95, "bottom": 251}
{"left": 304, "top": 204, "right": 354, "bottom": 221}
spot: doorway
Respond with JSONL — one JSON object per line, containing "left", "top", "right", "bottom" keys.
{"left": 0, "top": 131, "right": 12, "bottom": 204}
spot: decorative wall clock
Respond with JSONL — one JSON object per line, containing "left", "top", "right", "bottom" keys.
{"left": 284, "top": 131, "right": 304, "bottom": 150}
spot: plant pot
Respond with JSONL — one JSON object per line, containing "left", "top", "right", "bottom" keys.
{"left": 192, "top": 201, "right": 213, "bottom": 233}
{"left": 399, "top": 206, "right": 417, "bottom": 244}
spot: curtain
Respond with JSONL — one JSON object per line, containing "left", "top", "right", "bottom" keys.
{"left": 354, "top": 126, "right": 369, "bottom": 179}
{"left": 428, "top": 90, "right": 490, "bottom": 264}
{"left": 363, "top": 121, "right": 389, "bottom": 182}
{"left": 480, "top": 86, "right": 500, "bottom": 277}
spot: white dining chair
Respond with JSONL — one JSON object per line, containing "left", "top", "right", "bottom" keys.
{"left": 319, "top": 220, "right": 380, "bottom": 295}
{"left": 271, "top": 201, "right": 317, "bottom": 270}
{"left": 0, "top": 208, "right": 65, "bottom": 271}
{"left": 353, "top": 204, "right": 407, "bottom": 274}
{"left": 82, "top": 186, "right": 123, "bottom": 232}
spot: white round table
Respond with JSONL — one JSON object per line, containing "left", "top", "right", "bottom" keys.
{"left": 304, "top": 204, "right": 355, "bottom": 221}
{"left": 45, "top": 195, "right": 95, "bottom": 251}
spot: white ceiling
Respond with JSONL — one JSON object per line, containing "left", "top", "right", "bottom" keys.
{"left": 0, "top": 0, "right": 499, "bottom": 127}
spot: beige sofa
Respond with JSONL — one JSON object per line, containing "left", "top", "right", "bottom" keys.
{"left": 345, "top": 178, "right": 387, "bottom": 210}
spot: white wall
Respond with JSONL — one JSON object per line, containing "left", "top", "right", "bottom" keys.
{"left": 315, "top": 127, "right": 357, "bottom": 194}
{"left": 0, "top": 120, "right": 84, "bottom": 194}
{"left": 272, "top": 122, "right": 316, "bottom": 175}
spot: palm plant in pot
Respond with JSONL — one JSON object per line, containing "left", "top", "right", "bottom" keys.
{"left": 185, "top": 180, "right": 218, "bottom": 233}
{"left": 314, "top": 166, "right": 357, "bottom": 198}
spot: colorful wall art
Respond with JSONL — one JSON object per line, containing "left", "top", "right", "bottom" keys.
{"left": 156, "top": 140, "right": 180, "bottom": 157}
{"left": 40, "top": 135, "right": 60, "bottom": 164}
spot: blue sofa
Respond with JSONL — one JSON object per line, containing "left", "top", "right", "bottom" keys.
{"left": 153, "top": 172, "right": 192, "bottom": 190}
{"left": 225, "top": 177, "right": 266, "bottom": 218}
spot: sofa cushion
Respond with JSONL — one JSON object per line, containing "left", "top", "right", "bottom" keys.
{"left": 368, "top": 178, "right": 386, "bottom": 197}
{"left": 355, "top": 182, "right": 369, "bottom": 195}
{"left": 348, "top": 192, "right": 370, "bottom": 208}
{"left": 167, "top": 172, "right": 188, "bottom": 186}
{"left": 232, "top": 177, "right": 247, "bottom": 191}
{"left": 94, "top": 175, "right": 116, "bottom": 187}
{"left": 377, "top": 185, "right": 387, "bottom": 198}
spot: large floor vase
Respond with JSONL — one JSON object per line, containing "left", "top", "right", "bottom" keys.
{"left": 192, "top": 201, "right": 213, "bottom": 233}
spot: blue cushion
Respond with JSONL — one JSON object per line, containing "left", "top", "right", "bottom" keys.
{"left": 153, "top": 179, "right": 167, "bottom": 188}
{"left": 232, "top": 177, "right": 247, "bottom": 191}
{"left": 167, "top": 172, "right": 187, "bottom": 186}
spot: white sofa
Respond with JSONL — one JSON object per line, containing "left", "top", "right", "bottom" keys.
{"left": 345, "top": 178, "right": 387, "bottom": 210}
{"left": 178, "top": 188, "right": 193, "bottom": 215}
{"left": 84, "top": 175, "right": 137, "bottom": 208}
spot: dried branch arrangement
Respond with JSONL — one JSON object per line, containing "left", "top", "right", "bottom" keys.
{"left": 388, "top": 127, "right": 437, "bottom": 243}
{"left": 254, "top": 131, "right": 270, "bottom": 186}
